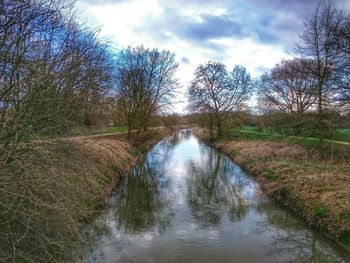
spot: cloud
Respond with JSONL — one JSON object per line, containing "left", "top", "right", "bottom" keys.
{"left": 244, "top": 0, "right": 323, "bottom": 17}
{"left": 178, "top": 14, "right": 246, "bottom": 41}
{"left": 181, "top": 57, "right": 190, "bottom": 65}
{"left": 129, "top": 1, "right": 307, "bottom": 52}
{"left": 75, "top": 0, "right": 350, "bottom": 112}
{"left": 254, "top": 65, "right": 271, "bottom": 75}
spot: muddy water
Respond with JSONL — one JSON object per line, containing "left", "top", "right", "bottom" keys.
{"left": 84, "top": 130, "right": 350, "bottom": 263}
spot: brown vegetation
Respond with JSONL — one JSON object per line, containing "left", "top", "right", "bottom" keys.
{"left": 0, "top": 128, "right": 171, "bottom": 263}
{"left": 194, "top": 127, "right": 350, "bottom": 248}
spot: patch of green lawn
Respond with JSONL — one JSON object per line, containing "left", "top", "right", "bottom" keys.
{"left": 103, "top": 126, "right": 128, "bottom": 133}
{"left": 231, "top": 128, "right": 350, "bottom": 158}
{"left": 241, "top": 125, "right": 258, "bottom": 132}
{"left": 334, "top": 129, "right": 350, "bottom": 142}
{"left": 232, "top": 129, "right": 281, "bottom": 141}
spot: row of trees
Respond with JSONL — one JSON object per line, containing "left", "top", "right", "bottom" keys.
{"left": 257, "top": 3, "right": 350, "bottom": 156}
{"left": 0, "top": 0, "right": 116, "bottom": 165}
{"left": 186, "top": 3, "right": 350, "bottom": 157}
{"left": 0, "top": 0, "right": 180, "bottom": 167}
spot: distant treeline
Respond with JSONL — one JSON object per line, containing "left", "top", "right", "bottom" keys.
{"left": 0, "top": 0, "right": 181, "bottom": 166}
{"left": 186, "top": 3, "right": 350, "bottom": 157}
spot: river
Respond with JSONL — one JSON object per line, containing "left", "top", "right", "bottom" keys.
{"left": 83, "top": 130, "right": 350, "bottom": 263}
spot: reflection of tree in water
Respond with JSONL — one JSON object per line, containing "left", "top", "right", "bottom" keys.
{"left": 180, "top": 129, "right": 192, "bottom": 140}
{"left": 187, "top": 146, "right": 249, "bottom": 226}
{"left": 256, "top": 202, "right": 350, "bottom": 263}
{"left": 81, "top": 133, "right": 180, "bottom": 258}
{"left": 150, "top": 130, "right": 182, "bottom": 162}
{"left": 113, "top": 129, "right": 192, "bottom": 234}
{"left": 114, "top": 144, "right": 174, "bottom": 234}
{"left": 162, "top": 129, "right": 191, "bottom": 147}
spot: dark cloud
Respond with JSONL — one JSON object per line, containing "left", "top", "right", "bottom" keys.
{"left": 243, "top": 0, "right": 350, "bottom": 46}
{"left": 78, "top": 0, "right": 350, "bottom": 55}
{"left": 225, "top": 0, "right": 347, "bottom": 51}
{"left": 249, "top": 0, "right": 349, "bottom": 16}
{"left": 134, "top": 10, "right": 243, "bottom": 54}
{"left": 179, "top": 14, "right": 245, "bottom": 41}
{"left": 143, "top": 10, "right": 247, "bottom": 42}
{"left": 245, "top": 0, "right": 323, "bottom": 16}
{"left": 251, "top": 14, "right": 301, "bottom": 50}
{"left": 181, "top": 57, "right": 190, "bottom": 64}
{"left": 133, "top": 1, "right": 306, "bottom": 52}
{"left": 255, "top": 29, "right": 278, "bottom": 44}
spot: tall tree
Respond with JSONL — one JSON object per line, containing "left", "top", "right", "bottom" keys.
{"left": 116, "top": 46, "right": 179, "bottom": 137}
{"left": 187, "top": 61, "right": 252, "bottom": 137}
{"left": 0, "top": 0, "right": 117, "bottom": 261}
{"left": 296, "top": 3, "right": 344, "bottom": 156}
{"left": 0, "top": 0, "right": 116, "bottom": 154}
{"left": 333, "top": 14, "right": 350, "bottom": 104}
{"left": 259, "top": 59, "right": 318, "bottom": 114}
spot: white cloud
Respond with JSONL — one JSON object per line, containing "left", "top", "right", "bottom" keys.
{"left": 76, "top": 0, "right": 294, "bottom": 113}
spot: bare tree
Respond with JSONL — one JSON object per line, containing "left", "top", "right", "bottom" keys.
{"left": 0, "top": 1, "right": 117, "bottom": 261}
{"left": 296, "top": 2, "right": 344, "bottom": 156}
{"left": 332, "top": 14, "right": 350, "bottom": 104}
{"left": 256, "top": 96, "right": 279, "bottom": 133}
{"left": 116, "top": 46, "right": 179, "bottom": 138}
{"left": 187, "top": 61, "right": 252, "bottom": 137}
{"left": 0, "top": 0, "right": 116, "bottom": 166}
{"left": 260, "top": 59, "right": 318, "bottom": 114}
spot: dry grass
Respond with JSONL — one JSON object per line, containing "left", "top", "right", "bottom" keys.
{"left": 194, "top": 127, "right": 350, "bottom": 247}
{"left": 0, "top": 128, "right": 171, "bottom": 263}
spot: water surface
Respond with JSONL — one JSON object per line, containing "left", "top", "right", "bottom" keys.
{"left": 84, "top": 130, "right": 350, "bottom": 263}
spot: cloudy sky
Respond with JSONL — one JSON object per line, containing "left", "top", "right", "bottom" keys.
{"left": 76, "top": 0, "right": 350, "bottom": 112}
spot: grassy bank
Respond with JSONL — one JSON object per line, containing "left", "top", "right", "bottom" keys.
{"left": 0, "top": 128, "right": 171, "bottom": 263}
{"left": 193, "top": 127, "right": 350, "bottom": 249}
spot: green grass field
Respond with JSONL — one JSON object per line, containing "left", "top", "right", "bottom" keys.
{"left": 102, "top": 126, "right": 128, "bottom": 133}
{"left": 235, "top": 126, "right": 350, "bottom": 143}
{"left": 231, "top": 126, "right": 350, "bottom": 158}
{"left": 334, "top": 129, "right": 350, "bottom": 142}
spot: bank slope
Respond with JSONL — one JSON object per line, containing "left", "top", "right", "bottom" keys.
{"left": 0, "top": 128, "right": 171, "bottom": 263}
{"left": 194, "top": 128, "right": 350, "bottom": 250}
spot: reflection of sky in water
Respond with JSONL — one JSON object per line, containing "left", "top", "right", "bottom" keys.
{"left": 85, "top": 130, "right": 350, "bottom": 263}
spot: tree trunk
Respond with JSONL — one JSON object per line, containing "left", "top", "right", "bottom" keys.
{"left": 217, "top": 118, "right": 222, "bottom": 138}
{"left": 127, "top": 123, "right": 132, "bottom": 139}
{"left": 143, "top": 114, "right": 150, "bottom": 132}
{"left": 318, "top": 87, "right": 324, "bottom": 158}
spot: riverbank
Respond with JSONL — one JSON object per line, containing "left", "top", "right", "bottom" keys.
{"left": 0, "top": 128, "right": 171, "bottom": 263}
{"left": 193, "top": 127, "right": 350, "bottom": 250}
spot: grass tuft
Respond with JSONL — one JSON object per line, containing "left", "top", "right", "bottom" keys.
{"left": 340, "top": 232, "right": 350, "bottom": 246}
{"left": 265, "top": 170, "right": 279, "bottom": 181}
{"left": 314, "top": 205, "right": 327, "bottom": 218}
